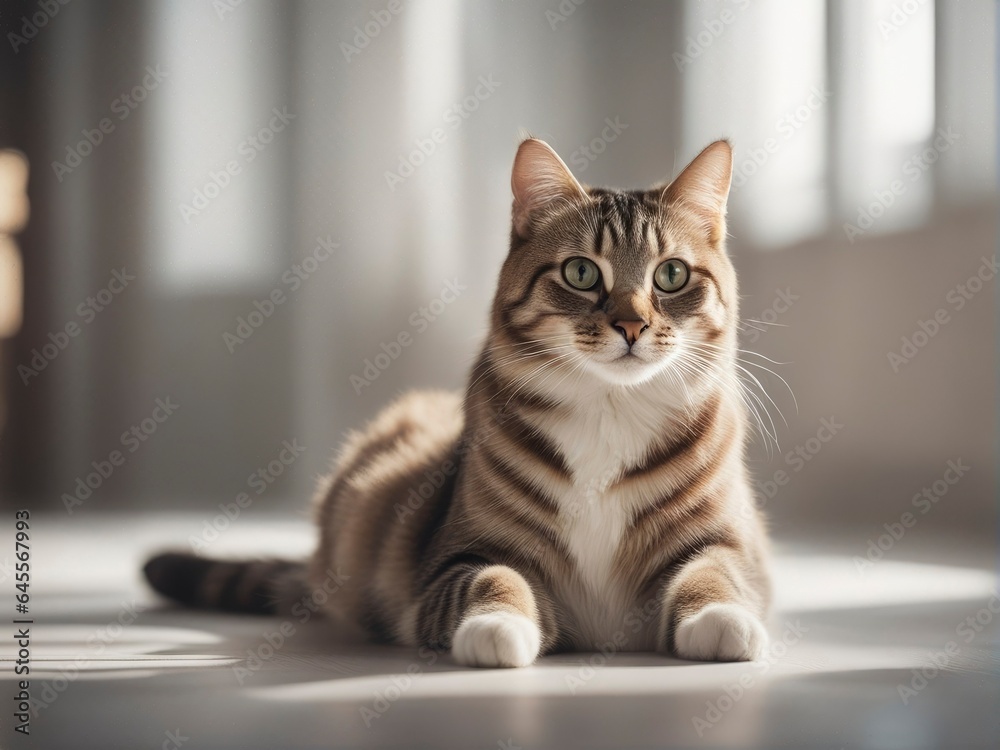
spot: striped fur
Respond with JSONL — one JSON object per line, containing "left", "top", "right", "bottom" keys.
{"left": 144, "top": 138, "right": 771, "bottom": 666}
{"left": 143, "top": 553, "right": 309, "bottom": 616}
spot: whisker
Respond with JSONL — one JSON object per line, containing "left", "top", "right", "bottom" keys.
{"left": 743, "top": 318, "right": 788, "bottom": 328}
{"left": 684, "top": 343, "right": 789, "bottom": 431}
{"left": 499, "top": 352, "right": 580, "bottom": 410}
{"left": 465, "top": 342, "right": 575, "bottom": 396}
{"left": 684, "top": 340, "right": 798, "bottom": 413}
{"left": 672, "top": 348, "right": 779, "bottom": 454}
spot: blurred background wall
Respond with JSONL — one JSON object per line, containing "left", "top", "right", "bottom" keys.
{"left": 0, "top": 0, "right": 995, "bottom": 545}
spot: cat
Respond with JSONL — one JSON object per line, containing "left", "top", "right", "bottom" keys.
{"left": 144, "top": 136, "right": 772, "bottom": 667}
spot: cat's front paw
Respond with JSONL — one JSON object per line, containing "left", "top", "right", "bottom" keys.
{"left": 452, "top": 611, "right": 541, "bottom": 668}
{"left": 674, "top": 603, "right": 768, "bottom": 662}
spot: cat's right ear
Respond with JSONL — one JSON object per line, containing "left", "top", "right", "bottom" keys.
{"left": 658, "top": 140, "right": 733, "bottom": 247}
{"left": 511, "top": 138, "right": 588, "bottom": 238}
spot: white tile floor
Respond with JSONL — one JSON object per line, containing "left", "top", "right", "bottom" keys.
{"left": 1, "top": 514, "right": 998, "bottom": 749}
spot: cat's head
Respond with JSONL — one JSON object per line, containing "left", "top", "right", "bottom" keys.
{"left": 491, "top": 137, "right": 738, "bottom": 390}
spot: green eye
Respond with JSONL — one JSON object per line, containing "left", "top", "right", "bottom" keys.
{"left": 563, "top": 257, "right": 601, "bottom": 291}
{"left": 654, "top": 259, "right": 689, "bottom": 293}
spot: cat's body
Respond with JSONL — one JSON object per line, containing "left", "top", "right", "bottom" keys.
{"left": 145, "top": 138, "right": 772, "bottom": 666}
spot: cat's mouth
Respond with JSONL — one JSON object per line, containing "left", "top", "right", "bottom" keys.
{"left": 577, "top": 347, "right": 672, "bottom": 386}
{"left": 614, "top": 351, "right": 641, "bottom": 362}
{"left": 612, "top": 343, "right": 662, "bottom": 363}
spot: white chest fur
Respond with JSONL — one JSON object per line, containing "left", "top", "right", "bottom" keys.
{"left": 539, "top": 383, "right": 689, "bottom": 644}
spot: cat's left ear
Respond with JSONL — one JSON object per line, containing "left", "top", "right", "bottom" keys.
{"left": 659, "top": 140, "right": 733, "bottom": 245}
{"left": 511, "top": 138, "right": 588, "bottom": 238}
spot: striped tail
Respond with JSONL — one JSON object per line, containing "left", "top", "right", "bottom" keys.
{"left": 143, "top": 552, "right": 309, "bottom": 616}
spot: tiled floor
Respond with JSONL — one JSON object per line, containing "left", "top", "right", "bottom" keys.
{"left": 1, "top": 515, "right": 997, "bottom": 749}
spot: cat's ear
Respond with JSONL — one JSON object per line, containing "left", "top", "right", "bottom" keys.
{"left": 511, "top": 138, "right": 588, "bottom": 238}
{"left": 660, "top": 140, "right": 733, "bottom": 243}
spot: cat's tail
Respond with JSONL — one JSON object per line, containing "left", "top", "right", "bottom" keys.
{"left": 143, "top": 552, "right": 310, "bottom": 616}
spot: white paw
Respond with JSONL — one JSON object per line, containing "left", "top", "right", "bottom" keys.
{"left": 452, "top": 611, "right": 541, "bottom": 668}
{"left": 675, "top": 603, "right": 768, "bottom": 662}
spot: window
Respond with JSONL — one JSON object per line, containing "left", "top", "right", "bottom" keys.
{"left": 678, "top": 0, "right": 972, "bottom": 249}
{"left": 148, "top": 1, "right": 285, "bottom": 291}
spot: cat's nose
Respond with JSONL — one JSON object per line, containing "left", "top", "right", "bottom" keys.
{"left": 613, "top": 319, "right": 649, "bottom": 346}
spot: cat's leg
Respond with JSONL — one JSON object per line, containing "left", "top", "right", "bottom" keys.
{"left": 659, "top": 544, "right": 769, "bottom": 662}
{"left": 418, "top": 561, "right": 557, "bottom": 668}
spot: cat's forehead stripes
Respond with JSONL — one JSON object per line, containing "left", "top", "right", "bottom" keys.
{"left": 596, "top": 224, "right": 612, "bottom": 256}
{"left": 586, "top": 189, "right": 659, "bottom": 257}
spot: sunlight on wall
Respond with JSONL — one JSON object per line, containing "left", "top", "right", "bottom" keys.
{"left": 682, "top": 0, "right": 828, "bottom": 248}
{"left": 149, "top": 2, "right": 283, "bottom": 291}
{"left": 400, "top": 0, "right": 464, "bottom": 293}
{"left": 681, "top": 0, "right": 941, "bottom": 249}
{"left": 835, "top": 0, "right": 936, "bottom": 235}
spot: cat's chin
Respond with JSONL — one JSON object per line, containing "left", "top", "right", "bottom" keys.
{"left": 580, "top": 354, "right": 671, "bottom": 387}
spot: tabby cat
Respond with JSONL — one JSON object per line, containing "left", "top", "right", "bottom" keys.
{"left": 144, "top": 137, "right": 772, "bottom": 667}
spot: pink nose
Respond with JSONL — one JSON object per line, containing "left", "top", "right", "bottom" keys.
{"left": 613, "top": 319, "right": 649, "bottom": 346}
